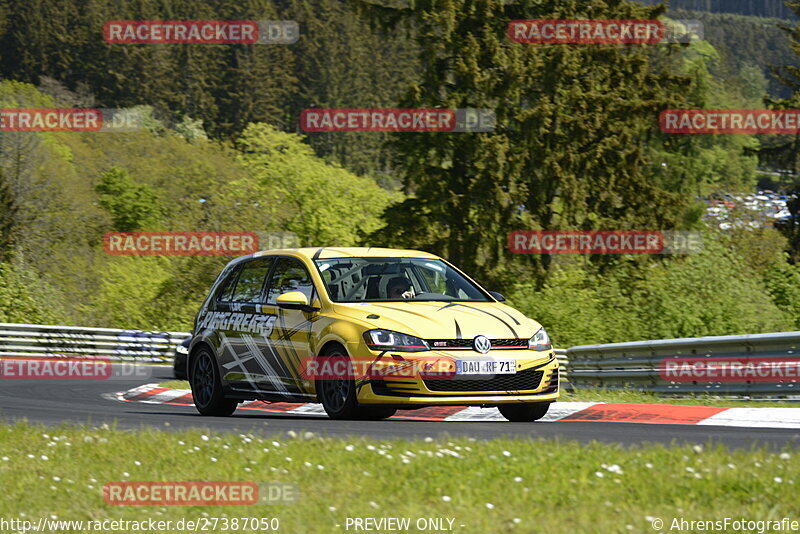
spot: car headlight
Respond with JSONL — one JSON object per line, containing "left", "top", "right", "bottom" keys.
{"left": 176, "top": 345, "right": 189, "bottom": 355}
{"left": 364, "top": 329, "right": 430, "bottom": 352}
{"left": 528, "top": 327, "right": 551, "bottom": 351}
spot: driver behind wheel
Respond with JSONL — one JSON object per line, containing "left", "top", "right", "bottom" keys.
{"left": 387, "top": 277, "right": 414, "bottom": 300}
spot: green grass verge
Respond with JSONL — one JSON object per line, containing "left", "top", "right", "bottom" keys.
{"left": 156, "top": 380, "right": 800, "bottom": 408}
{"left": 0, "top": 422, "right": 797, "bottom": 533}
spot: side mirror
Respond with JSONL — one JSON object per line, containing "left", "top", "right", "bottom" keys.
{"left": 276, "top": 291, "right": 319, "bottom": 312}
{"left": 489, "top": 291, "right": 506, "bottom": 302}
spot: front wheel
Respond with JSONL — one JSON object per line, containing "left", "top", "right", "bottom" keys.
{"left": 316, "top": 347, "right": 397, "bottom": 420}
{"left": 498, "top": 403, "right": 550, "bottom": 422}
{"left": 189, "top": 348, "right": 237, "bottom": 416}
{"left": 316, "top": 348, "right": 360, "bottom": 420}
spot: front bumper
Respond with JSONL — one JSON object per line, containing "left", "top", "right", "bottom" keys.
{"left": 353, "top": 349, "right": 560, "bottom": 405}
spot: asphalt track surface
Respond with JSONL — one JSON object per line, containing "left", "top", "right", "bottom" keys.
{"left": 1, "top": 364, "right": 799, "bottom": 449}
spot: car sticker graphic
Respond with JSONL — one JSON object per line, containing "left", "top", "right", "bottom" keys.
{"left": 436, "top": 303, "right": 518, "bottom": 337}
{"left": 219, "top": 332, "right": 294, "bottom": 397}
{"left": 355, "top": 350, "right": 388, "bottom": 392}
{"left": 496, "top": 307, "right": 521, "bottom": 325}
{"left": 274, "top": 308, "right": 308, "bottom": 389}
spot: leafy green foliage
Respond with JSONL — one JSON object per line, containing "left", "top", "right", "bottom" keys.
{"left": 80, "top": 257, "right": 172, "bottom": 329}
{"left": 666, "top": 9, "right": 797, "bottom": 99}
{"left": 0, "top": 81, "right": 398, "bottom": 330}
{"left": 640, "top": 0, "right": 795, "bottom": 19}
{"left": 508, "top": 234, "right": 793, "bottom": 347}
{"left": 764, "top": 259, "right": 800, "bottom": 328}
{"left": 0, "top": 261, "right": 66, "bottom": 324}
{"left": 237, "top": 124, "right": 398, "bottom": 247}
{"left": 649, "top": 39, "right": 761, "bottom": 198}
{"left": 95, "top": 167, "right": 163, "bottom": 231}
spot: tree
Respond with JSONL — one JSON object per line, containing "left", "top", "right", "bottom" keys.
{"left": 368, "top": 0, "right": 693, "bottom": 287}
{"left": 0, "top": 261, "right": 66, "bottom": 324}
{"left": 648, "top": 38, "right": 761, "bottom": 199}
{"left": 95, "top": 167, "right": 163, "bottom": 231}
{"left": 285, "top": 0, "right": 420, "bottom": 179}
{"left": 237, "top": 123, "right": 398, "bottom": 246}
{"left": 764, "top": 1, "right": 800, "bottom": 261}
{"left": 0, "top": 168, "right": 18, "bottom": 261}
{"left": 0, "top": 0, "right": 298, "bottom": 139}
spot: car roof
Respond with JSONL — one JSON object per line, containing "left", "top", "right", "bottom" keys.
{"left": 252, "top": 247, "right": 440, "bottom": 260}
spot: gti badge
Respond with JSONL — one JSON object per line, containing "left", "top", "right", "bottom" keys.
{"left": 473, "top": 335, "right": 491, "bottom": 354}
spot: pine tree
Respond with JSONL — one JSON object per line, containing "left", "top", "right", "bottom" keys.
{"left": 368, "top": 0, "right": 691, "bottom": 286}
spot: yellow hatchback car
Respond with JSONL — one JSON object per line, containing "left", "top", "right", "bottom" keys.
{"left": 189, "top": 247, "right": 559, "bottom": 422}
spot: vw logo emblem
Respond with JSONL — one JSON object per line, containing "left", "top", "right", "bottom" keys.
{"left": 473, "top": 335, "right": 491, "bottom": 354}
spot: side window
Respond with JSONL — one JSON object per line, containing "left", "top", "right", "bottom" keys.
{"left": 266, "top": 257, "right": 315, "bottom": 305}
{"left": 230, "top": 258, "right": 273, "bottom": 303}
{"left": 217, "top": 266, "right": 241, "bottom": 303}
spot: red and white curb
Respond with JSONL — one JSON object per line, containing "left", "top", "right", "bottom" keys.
{"left": 108, "top": 384, "right": 800, "bottom": 428}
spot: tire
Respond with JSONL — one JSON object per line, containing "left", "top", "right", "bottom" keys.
{"left": 316, "top": 346, "right": 360, "bottom": 420}
{"left": 189, "top": 348, "right": 237, "bottom": 416}
{"left": 498, "top": 403, "right": 551, "bottom": 422}
{"left": 315, "top": 346, "right": 397, "bottom": 420}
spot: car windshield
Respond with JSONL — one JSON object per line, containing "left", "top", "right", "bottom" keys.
{"left": 314, "top": 257, "right": 491, "bottom": 303}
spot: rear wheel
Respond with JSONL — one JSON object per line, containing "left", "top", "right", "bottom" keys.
{"left": 190, "top": 348, "right": 237, "bottom": 416}
{"left": 498, "top": 403, "right": 550, "bottom": 422}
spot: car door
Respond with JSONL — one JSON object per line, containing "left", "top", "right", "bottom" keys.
{"left": 216, "top": 256, "right": 295, "bottom": 396}
{"left": 261, "top": 256, "right": 319, "bottom": 395}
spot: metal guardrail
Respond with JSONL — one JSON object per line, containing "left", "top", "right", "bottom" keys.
{"left": 566, "top": 332, "right": 800, "bottom": 397}
{"left": 14, "top": 321, "right": 796, "bottom": 399}
{"left": 554, "top": 348, "right": 568, "bottom": 375}
{"left": 0, "top": 323, "right": 190, "bottom": 362}
{"left": 554, "top": 348, "right": 571, "bottom": 390}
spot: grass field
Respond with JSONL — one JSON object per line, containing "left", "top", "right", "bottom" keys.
{"left": 0, "top": 422, "right": 797, "bottom": 533}
{"left": 157, "top": 379, "right": 800, "bottom": 408}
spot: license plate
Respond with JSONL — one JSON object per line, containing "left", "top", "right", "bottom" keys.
{"left": 455, "top": 359, "right": 516, "bottom": 375}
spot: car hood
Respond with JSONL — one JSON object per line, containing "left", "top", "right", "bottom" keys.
{"left": 331, "top": 300, "right": 541, "bottom": 340}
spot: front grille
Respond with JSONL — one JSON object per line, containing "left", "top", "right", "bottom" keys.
{"left": 427, "top": 338, "right": 529, "bottom": 350}
{"left": 424, "top": 368, "right": 544, "bottom": 392}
